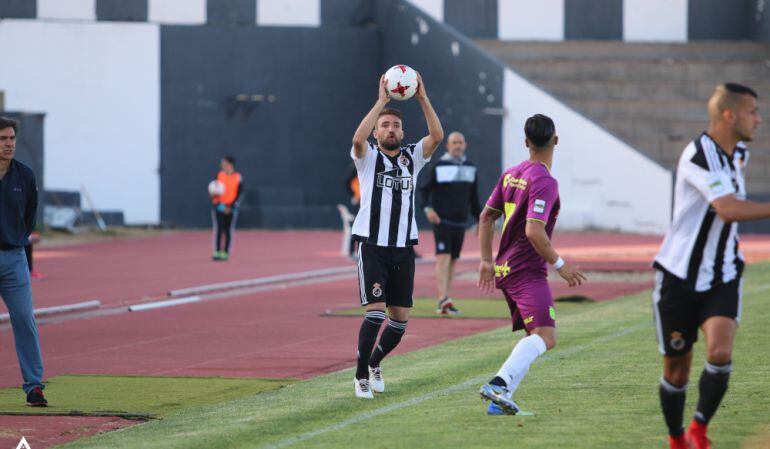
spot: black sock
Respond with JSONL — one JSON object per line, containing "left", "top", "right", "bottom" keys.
{"left": 659, "top": 377, "right": 687, "bottom": 437}
{"left": 489, "top": 376, "right": 507, "bottom": 388}
{"left": 356, "top": 311, "right": 386, "bottom": 379}
{"left": 368, "top": 319, "right": 408, "bottom": 368}
{"left": 695, "top": 362, "right": 731, "bottom": 425}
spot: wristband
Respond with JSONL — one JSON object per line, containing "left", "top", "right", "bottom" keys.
{"left": 552, "top": 256, "right": 565, "bottom": 270}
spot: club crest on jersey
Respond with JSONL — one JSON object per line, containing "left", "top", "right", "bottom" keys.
{"left": 376, "top": 168, "right": 413, "bottom": 191}
{"left": 372, "top": 283, "right": 383, "bottom": 298}
{"left": 399, "top": 154, "right": 410, "bottom": 167}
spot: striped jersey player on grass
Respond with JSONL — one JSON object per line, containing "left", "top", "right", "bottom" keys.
{"left": 653, "top": 83, "right": 766, "bottom": 449}
{"left": 477, "top": 114, "right": 586, "bottom": 415}
{"left": 349, "top": 72, "right": 443, "bottom": 399}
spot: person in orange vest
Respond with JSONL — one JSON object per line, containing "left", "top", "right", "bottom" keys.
{"left": 210, "top": 156, "right": 243, "bottom": 261}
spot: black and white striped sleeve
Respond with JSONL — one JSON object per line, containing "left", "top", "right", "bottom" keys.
{"left": 680, "top": 138, "right": 735, "bottom": 202}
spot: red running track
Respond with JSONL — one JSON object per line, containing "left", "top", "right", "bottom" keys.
{"left": 2, "top": 230, "right": 769, "bottom": 448}
{"left": 18, "top": 230, "right": 668, "bottom": 309}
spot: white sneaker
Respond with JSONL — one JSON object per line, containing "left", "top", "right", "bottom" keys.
{"left": 354, "top": 378, "right": 374, "bottom": 399}
{"left": 368, "top": 366, "right": 385, "bottom": 393}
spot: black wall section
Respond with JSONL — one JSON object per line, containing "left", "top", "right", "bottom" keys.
{"left": 444, "top": 0, "right": 497, "bottom": 38}
{"left": 749, "top": 0, "right": 770, "bottom": 42}
{"left": 565, "top": 0, "right": 622, "bottom": 40}
{"left": 207, "top": 0, "right": 256, "bottom": 25}
{"left": 688, "top": 0, "right": 751, "bottom": 40}
{"left": 0, "top": 0, "right": 35, "bottom": 18}
{"left": 96, "top": 0, "right": 147, "bottom": 21}
{"left": 322, "top": 0, "right": 375, "bottom": 27}
{"left": 377, "top": 0, "right": 504, "bottom": 228}
{"left": 6, "top": 112, "right": 45, "bottom": 226}
{"left": 160, "top": 26, "right": 379, "bottom": 228}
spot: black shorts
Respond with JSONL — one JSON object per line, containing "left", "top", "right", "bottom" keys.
{"left": 432, "top": 224, "right": 465, "bottom": 259}
{"left": 652, "top": 270, "right": 742, "bottom": 357}
{"left": 356, "top": 243, "right": 415, "bottom": 308}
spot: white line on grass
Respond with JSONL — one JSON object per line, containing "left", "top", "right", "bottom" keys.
{"left": 257, "top": 321, "right": 650, "bottom": 449}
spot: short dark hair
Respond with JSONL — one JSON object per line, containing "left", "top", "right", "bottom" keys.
{"left": 0, "top": 116, "right": 19, "bottom": 133}
{"left": 378, "top": 108, "right": 403, "bottom": 121}
{"left": 724, "top": 82, "right": 758, "bottom": 99}
{"left": 524, "top": 114, "right": 555, "bottom": 148}
{"left": 223, "top": 156, "right": 236, "bottom": 166}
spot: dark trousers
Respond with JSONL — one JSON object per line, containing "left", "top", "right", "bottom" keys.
{"left": 212, "top": 209, "right": 237, "bottom": 253}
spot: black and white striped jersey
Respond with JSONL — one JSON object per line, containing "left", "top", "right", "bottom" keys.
{"left": 351, "top": 139, "right": 430, "bottom": 247}
{"left": 654, "top": 132, "right": 748, "bottom": 291}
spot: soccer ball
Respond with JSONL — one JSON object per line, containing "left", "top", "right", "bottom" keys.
{"left": 208, "top": 180, "right": 225, "bottom": 196}
{"left": 385, "top": 65, "right": 418, "bottom": 101}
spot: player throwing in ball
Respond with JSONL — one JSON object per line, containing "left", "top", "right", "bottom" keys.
{"left": 350, "top": 70, "right": 443, "bottom": 399}
{"left": 477, "top": 114, "right": 586, "bottom": 414}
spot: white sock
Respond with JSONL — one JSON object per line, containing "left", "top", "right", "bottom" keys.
{"left": 495, "top": 334, "right": 547, "bottom": 395}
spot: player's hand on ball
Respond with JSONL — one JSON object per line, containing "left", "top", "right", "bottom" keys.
{"left": 414, "top": 71, "right": 427, "bottom": 100}
{"left": 478, "top": 260, "right": 496, "bottom": 294}
{"left": 557, "top": 263, "right": 587, "bottom": 287}
{"left": 379, "top": 75, "right": 391, "bottom": 104}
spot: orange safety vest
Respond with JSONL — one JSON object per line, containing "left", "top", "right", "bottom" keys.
{"left": 350, "top": 177, "right": 361, "bottom": 202}
{"left": 212, "top": 171, "right": 242, "bottom": 205}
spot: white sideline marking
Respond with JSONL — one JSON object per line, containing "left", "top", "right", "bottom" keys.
{"left": 168, "top": 266, "right": 355, "bottom": 297}
{"left": 128, "top": 296, "right": 200, "bottom": 312}
{"left": 0, "top": 300, "right": 101, "bottom": 323}
{"left": 168, "top": 258, "right": 434, "bottom": 298}
{"left": 256, "top": 322, "right": 650, "bottom": 449}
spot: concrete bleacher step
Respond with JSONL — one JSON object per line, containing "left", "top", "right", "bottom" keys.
{"left": 477, "top": 40, "right": 770, "bottom": 62}
{"left": 536, "top": 79, "right": 770, "bottom": 101}
{"left": 494, "top": 59, "right": 770, "bottom": 82}
{"left": 477, "top": 39, "right": 770, "bottom": 194}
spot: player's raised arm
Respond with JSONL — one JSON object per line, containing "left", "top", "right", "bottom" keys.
{"left": 414, "top": 72, "right": 444, "bottom": 159}
{"left": 477, "top": 206, "right": 502, "bottom": 294}
{"left": 524, "top": 220, "right": 586, "bottom": 287}
{"left": 352, "top": 75, "right": 390, "bottom": 159}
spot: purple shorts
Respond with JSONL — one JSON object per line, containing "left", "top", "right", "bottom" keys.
{"left": 499, "top": 276, "right": 556, "bottom": 332}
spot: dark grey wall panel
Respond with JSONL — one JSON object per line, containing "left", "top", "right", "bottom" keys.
{"left": 688, "top": 0, "right": 751, "bottom": 40}
{"left": 0, "top": 0, "right": 35, "bottom": 18}
{"left": 444, "top": 0, "right": 497, "bottom": 38}
{"left": 160, "top": 26, "right": 379, "bottom": 228}
{"left": 377, "top": 0, "right": 504, "bottom": 228}
{"left": 322, "top": 0, "right": 375, "bottom": 27}
{"left": 749, "top": 0, "right": 770, "bottom": 42}
{"left": 565, "top": 0, "right": 622, "bottom": 40}
{"left": 5, "top": 112, "right": 44, "bottom": 226}
{"left": 96, "top": 0, "right": 147, "bottom": 22}
{"left": 207, "top": 0, "right": 256, "bottom": 25}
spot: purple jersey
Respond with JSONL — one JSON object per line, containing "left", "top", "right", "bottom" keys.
{"left": 486, "top": 160, "right": 560, "bottom": 286}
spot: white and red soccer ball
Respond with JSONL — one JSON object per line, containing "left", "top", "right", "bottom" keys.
{"left": 385, "top": 65, "right": 418, "bottom": 101}
{"left": 208, "top": 180, "right": 225, "bottom": 196}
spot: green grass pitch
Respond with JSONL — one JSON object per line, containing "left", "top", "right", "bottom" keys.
{"left": 56, "top": 262, "right": 770, "bottom": 448}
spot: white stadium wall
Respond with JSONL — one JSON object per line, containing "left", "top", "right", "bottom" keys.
{"left": 623, "top": 0, "right": 688, "bottom": 42}
{"left": 0, "top": 20, "right": 160, "bottom": 224}
{"left": 148, "top": 0, "right": 206, "bottom": 25}
{"left": 502, "top": 69, "right": 672, "bottom": 234}
{"left": 498, "top": 0, "right": 565, "bottom": 41}
{"left": 38, "top": 0, "right": 95, "bottom": 21}
{"left": 256, "top": 0, "right": 320, "bottom": 27}
{"left": 407, "top": 0, "right": 444, "bottom": 22}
